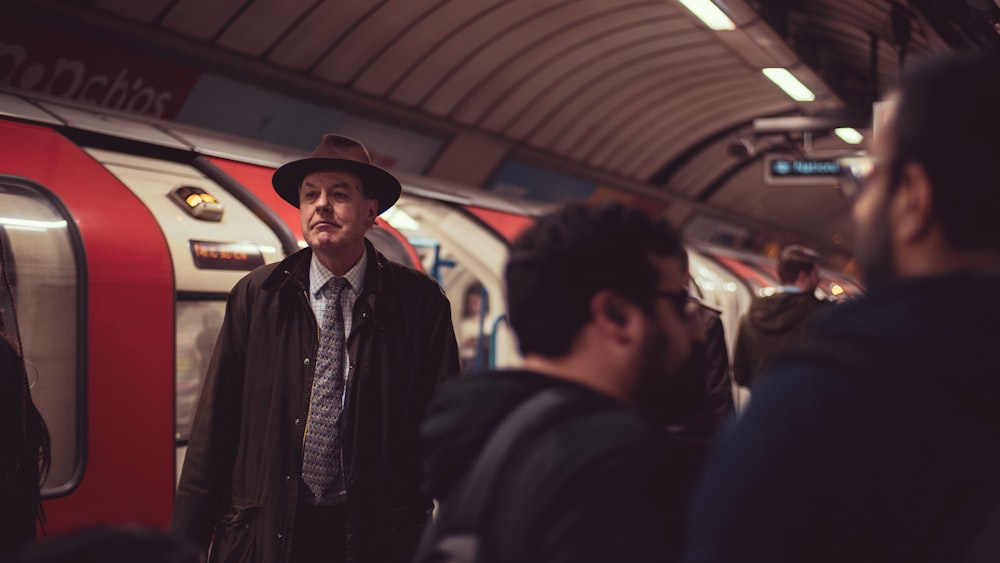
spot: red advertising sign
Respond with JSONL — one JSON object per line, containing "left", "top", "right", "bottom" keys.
{"left": 0, "top": 20, "right": 201, "bottom": 119}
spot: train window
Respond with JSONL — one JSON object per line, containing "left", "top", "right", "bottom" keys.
{"left": 0, "top": 180, "right": 84, "bottom": 496}
{"left": 381, "top": 195, "right": 520, "bottom": 370}
{"left": 174, "top": 298, "right": 226, "bottom": 443}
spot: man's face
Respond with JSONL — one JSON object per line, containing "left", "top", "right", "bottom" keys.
{"left": 852, "top": 114, "right": 899, "bottom": 290}
{"left": 642, "top": 254, "right": 694, "bottom": 377}
{"left": 633, "top": 253, "right": 705, "bottom": 424}
{"left": 299, "top": 170, "right": 378, "bottom": 256}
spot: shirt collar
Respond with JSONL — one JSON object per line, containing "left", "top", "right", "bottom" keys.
{"left": 310, "top": 251, "right": 367, "bottom": 297}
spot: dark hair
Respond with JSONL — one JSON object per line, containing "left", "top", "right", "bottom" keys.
{"left": 777, "top": 244, "right": 820, "bottom": 284}
{"left": 1, "top": 233, "right": 51, "bottom": 553}
{"left": 505, "top": 201, "right": 684, "bottom": 357}
{"left": 891, "top": 49, "right": 1000, "bottom": 250}
{"left": 15, "top": 526, "right": 201, "bottom": 563}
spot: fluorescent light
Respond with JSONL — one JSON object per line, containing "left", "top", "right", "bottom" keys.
{"left": 0, "top": 217, "right": 68, "bottom": 230}
{"left": 762, "top": 68, "right": 816, "bottom": 102}
{"left": 678, "top": 0, "right": 736, "bottom": 30}
{"left": 834, "top": 127, "right": 864, "bottom": 144}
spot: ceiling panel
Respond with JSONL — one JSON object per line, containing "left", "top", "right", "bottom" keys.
{"left": 216, "top": 0, "right": 318, "bottom": 57}
{"left": 267, "top": 2, "right": 380, "bottom": 71}
{"left": 95, "top": 0, "right": 172, "bottom": 23}
{"left": 627, "top": 85, "right": 790, "bottom": 178}
{"left": 353, "top": 1, "right": 508, "bottom": 96}
{"left": 387, "top": 1, "right": 563, "bottom": 107}
{"left": 160, "top": 0, "right": 248, "bottom": 42}
{"left": 313, "top": 0, "right": 445, "bottom": 85}
{"left": 520, "top": 33, "right": 712, "bottom": 146}
{"left": 418, "top": 0, "right": 633, "bottom": 116}
{"left": 450, "top": 5, "right": 683, "bottom": 124}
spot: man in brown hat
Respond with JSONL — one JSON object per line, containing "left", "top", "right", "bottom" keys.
{"left": 171, "top": 134, "right": 461, "bottom": 563}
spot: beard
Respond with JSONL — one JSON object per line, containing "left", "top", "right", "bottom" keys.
{"left": 633, "top": 329, "right": 708, "bottom": 427}
{"left": 854, "top": 198, "right": 896, "bottom": 291}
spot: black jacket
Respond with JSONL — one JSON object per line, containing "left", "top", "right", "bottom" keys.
{"left": 684, "top": 272, "right": 1000, "bottom": 563}
{"left": 668, "top": 301, "right": 734, "bottom": 443}
{"left": 172, "top": 242, "right": 460, "bottom": 563}
{"left": 733, "top": 291, "right": 832, "bottom": 387}
{"left": 421, "top": 370, "right": 686, "bottom": 563}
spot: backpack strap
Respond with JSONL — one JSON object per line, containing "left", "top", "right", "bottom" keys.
{"left": 448, "top": 387, "right": 580, "bottom": 522}
{"left": 416, "top": 386, "right": 590, "bottom": 562}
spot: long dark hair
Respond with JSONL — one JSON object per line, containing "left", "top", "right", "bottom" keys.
{"left": 1, "top": 234, "right": 51, "bottom": 550}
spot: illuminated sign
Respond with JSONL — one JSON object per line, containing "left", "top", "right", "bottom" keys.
{"left": 190, "top": 240, "right": 264, "bottom": 271}
{"left": 763, "top": 155, "right": 842, "bottom": 186}
{"left": 169, "top": 185, "right": 224, "bottom": 221}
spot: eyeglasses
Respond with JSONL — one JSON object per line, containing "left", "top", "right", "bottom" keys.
{"left": 654, "top": 287, "right": 691, "bottom": 317}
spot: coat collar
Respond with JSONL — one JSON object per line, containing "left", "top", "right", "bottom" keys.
{"left": 263, "top": 239, "right": 386, "bottom": 295}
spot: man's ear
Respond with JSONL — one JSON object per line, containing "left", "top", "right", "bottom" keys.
{"left": 892, "top": 162, "right": 935, "bottom": 244}
{"left": 592, "top": 291, "right": 630, "bottom": 333}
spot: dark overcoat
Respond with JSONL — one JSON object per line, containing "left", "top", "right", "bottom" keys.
{"left": 172, "top": 241, "right": 460, "bottom": 563}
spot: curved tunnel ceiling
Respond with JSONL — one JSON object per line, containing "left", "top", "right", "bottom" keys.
{"left": 9, "top": 0, "right": 981, "bottom": 257}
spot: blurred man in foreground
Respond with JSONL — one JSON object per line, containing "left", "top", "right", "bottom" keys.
{"left": 683, "top": 49, "right": 1000, "bottom": 563}
{"left": 418, "top": 201, "right": 703, "bottom": 563}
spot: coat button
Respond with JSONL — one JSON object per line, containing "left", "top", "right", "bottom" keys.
{"left": 285, "top": 475, "right": 291, "bottom": 482}
{"left": 303, "top": 357, "right": 310, "bottom": 365}
{"left": 277, "top": 532, "right": 283, "bottom": 540}
{"left": 294, "top": 418, "right": 301, "bottom": 425}
{"left": 349, "top": 478, "right": 356, "bottom": 486}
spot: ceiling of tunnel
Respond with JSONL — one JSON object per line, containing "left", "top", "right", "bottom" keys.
{"left": 7, "top": 0, "right": 993, "bottom": 259}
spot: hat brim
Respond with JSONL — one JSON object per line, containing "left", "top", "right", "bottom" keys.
{"left": 272, "top": 158, "right": 402, "bottom": 214}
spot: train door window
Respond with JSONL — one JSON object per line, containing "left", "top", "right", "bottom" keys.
{"left": 174, "top": 299, "right": 226, "bottom": 444}
{"left": 686, "top": 250, "right": 751, "bottom": 358}
{"left": 0, "top": 180, "right": 84, "bottom": 496}
{"left": 381, "top": 196, "right": 518, "bottom": 370}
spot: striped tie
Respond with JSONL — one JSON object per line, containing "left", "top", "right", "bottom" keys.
{"left": 302, "top": 276, "right": 348, "bottom": 503}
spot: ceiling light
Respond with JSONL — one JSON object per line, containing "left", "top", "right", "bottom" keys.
{"left": 834, "top": 127, "right": 864, "bottom": 144}
{"left": 762, "top": 68, "right": 816, "bottom": 102}
{"left": 678, "top": 0, "right": 736, "bottom": 30}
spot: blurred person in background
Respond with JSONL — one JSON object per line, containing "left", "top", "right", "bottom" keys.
{"left": 732, "top": 244, "right": 833, "bottom": 388}
{"left": 683, "top": 49, "right": 1000, "bottom": 563}
{"left": 665, "top": 249, "right": 735, "bottom": 510}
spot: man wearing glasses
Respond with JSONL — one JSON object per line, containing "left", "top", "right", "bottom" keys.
{"left": 416, "top": 201, "right": 704, "bottom": 563}
{"left": 683, "top": 49, "right": 1000, "bottom": 563}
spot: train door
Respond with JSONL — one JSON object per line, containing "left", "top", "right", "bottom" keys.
{"left": 684, "top": 247, "right": 754, "bottom": 413}
{"left": 0, "top": 118, "right": 176, "bottom": 532}
{"left": 80, "top": 148, "right": 286, "bottom": 484}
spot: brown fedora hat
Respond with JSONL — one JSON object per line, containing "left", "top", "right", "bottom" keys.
{"left": 272, "top": 134, "right": 402, "bottom": 214}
